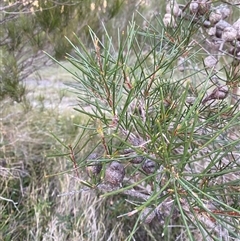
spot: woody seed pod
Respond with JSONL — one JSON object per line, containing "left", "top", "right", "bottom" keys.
{"left": 215, "top": 28, "right": 222, "bottom": 38}
{"left": 166, "top": 0, "right": 180, "bottom": 17}
{"left": 210, "top": 37, "right": 222, "bottom": 51}
{"left": 140, "top": 208, "right": 156, "bottom": 224}
{"left": 222, "top": 27, "right": 237, "bottom": 42}
{"left": 131, "top": 156, "right": 144, "bottom": 164}
{"left": 209, "top": 12, "right": 222, "bottom": 24}
{"left": 212, "top": 86, "right": 228, "bottom": 99}
{"left": 86, "top": 153, "right": 102, "bottom": 177}
{"left": 233, "top": 19, "right": 240, "bottom": 39}
{"left": 189, "top": 1, "right": 199, "bottom": 14}
{"left": 86, "top": 163, "right": 102, "bottom": 177}
{"left": 207, "top": 26, "right": 216, "bottom": 36}
{"left": 198, "top": 0, "right": 211, "bottom": 15}
{"left": 105, "top": 161, "right": 125, "bottom": 186}
{"left": 163, "top": 13, "right": 176, "bottom": 28}
{"left": 186, "top": 97, "right": 196, "bottom": 105}
{"left": 216, "top": 19, "right": 231, "bottom": 30}
{"left": 123, "top": 148, "right": 144, "bottom": 164}
{"left": 177, "top": 8, "right": 182, "bottom": 17}
{"left": 204, "top": 55, "right": 218, "bottom": 68}
{"left": 142, "top": 159, "right": 156, "bottom": 174}
{"left": 203, "top": 20, "right": 211, "bottom": 28}
{"left": 216, "top": 5, "right": 231, "bottom": 20}
{"left": 202, "top": 85, "right": 228, "bottom": 104}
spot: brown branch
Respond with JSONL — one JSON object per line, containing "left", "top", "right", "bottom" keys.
{"left": 68, "top": 145, "right": 79, "bottom": 178}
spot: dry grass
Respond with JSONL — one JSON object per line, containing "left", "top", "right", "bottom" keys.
{"left": 0, "top": 63, "right": 159, "bottom": 241}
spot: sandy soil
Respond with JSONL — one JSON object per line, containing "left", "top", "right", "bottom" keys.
{"left": 24, "top": 64, "right": 79, "bottom": 112}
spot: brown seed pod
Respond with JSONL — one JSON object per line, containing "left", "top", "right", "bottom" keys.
{"left": 216, "top": 5, "right": 231, "bottom": 20}
{"left": 215, "top": 28, "right": 222, "bottom": 38}
{"left": 216, "top": 19, "right": 231, "bottom": 31}
{"left": 198, "top": 0, "right": 211, "bottom": 15}
{"left": 122, "top": 148, "right": 144, "bottom": 164}
{"left": 131, "top": 156, "right": 144, "bottom": 164}
{"left": 233, "top": 18, "right": 240, "bottom": 39}
{"left": 86, "top": 153, "right": 102, "bottom": 177}
{"left": 202, "top": 85, "right": 228, "bottom": 104}
{"left": 207, "top": 26, "right": 216, "bottom": 36}
{"left": 203, "top": 20, "right": 211, "bottom": 28}
{"left": 105, "top": 161, "right": 125, "bottom": 186}
{"left": 122, "top": 148, "right": 133, "bottom": 155}
{"left": 186, "top": 97, "right": 196, "bottom": 105}
{"left": 177, "top": 8, "right": 182, "bottom": 17}
{"left": 189, "top": 1, "right": 199, "bottom": 14}
{"left": 155, "top": 209, "right": 164, "bottom": 224}
{"left": 204, "top": 55, "right": 218, "bottom": 69}
{"left": 163, "top": 13, "right": 176, "bottom": 28}
{"left": 166, "top": 0, "right": 180, "bottom": 17}
{"left": 210, "top": 37, "right": 222, "bottom": 51}
{"left": 142, "top": 159, "right": 156, "bottom": 174}
{"left": 140, "top": 208, "right": 156, "bottom": 224}
{"left": 209, "top": 12, "right": 222, "bottom": 24}
{"left": 222, "top": 27, "right": 237, "bottom": 42}
{"left": 86, "top": 163, "right": 102, "bottom": 177}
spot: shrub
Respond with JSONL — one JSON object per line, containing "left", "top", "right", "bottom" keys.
{"left": 51, "top": 0, "right": 240, "bottom": 240}
{"left": 0, "top": 0, "right": 134, "bottom": 102}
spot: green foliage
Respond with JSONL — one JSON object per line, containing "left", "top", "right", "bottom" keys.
{"left": 0, "top": 49, "right": 24, "bottom": 102}
{"left": 1, "top": 1, "right": 240, "bottom": 240}
{"left": 49, "top": 8, "right": 240, "bottom": 240}
{"left": 0, "top": 0, "right": 134, "bottom": 102}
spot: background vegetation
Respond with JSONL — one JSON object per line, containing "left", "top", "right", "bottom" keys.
{"left": 1, "top": 0, "right": 240, "bottom": 240}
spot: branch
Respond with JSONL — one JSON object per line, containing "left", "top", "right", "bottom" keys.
{"left": 0, "top": 196, "right": 20, "bottom": 212}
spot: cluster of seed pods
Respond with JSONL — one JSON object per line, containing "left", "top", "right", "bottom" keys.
{"left": 86, "top": 149, "right": 157, "bottom": 187}
{"left": 164, "top": 0, "right": 239, "bottom": 104}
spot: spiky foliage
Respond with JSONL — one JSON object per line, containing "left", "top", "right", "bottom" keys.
{"left": 50, "top": 1, "right": 240, "bottom": 240}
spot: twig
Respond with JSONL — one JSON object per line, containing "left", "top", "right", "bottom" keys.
{"left": 68, "top": 145, "right": 79, "bottom": 178}
{"left": 0, "top": 196, "right": 19, "bottom": 212}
